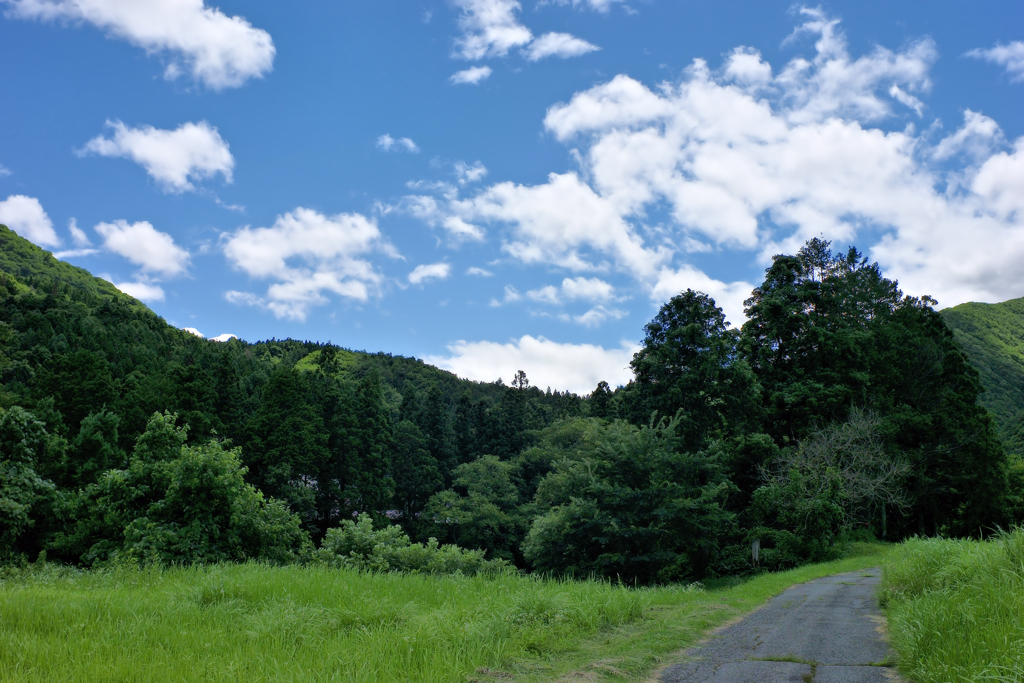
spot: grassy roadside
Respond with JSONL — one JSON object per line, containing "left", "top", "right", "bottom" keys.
{"left": 0, "top": 544, "right": 889, "bottom": 683}
{"left": 479, "top": 542, "right": 891, "bottom": 682}
{"left": 880, "top": 529, "right": 1024, "bottom": 683}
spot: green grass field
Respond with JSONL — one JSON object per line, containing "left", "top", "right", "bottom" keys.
{"left": 0, "top": 545, "right": 888, "bottom": 683}
{"left": 881, "top": 528, "right": 1024, "bottom": 683}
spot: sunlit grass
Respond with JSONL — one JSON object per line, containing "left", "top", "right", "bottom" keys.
{"left": 881, "top": 528, "right": 1024, "bottom": 683}
{"left": 0, "top": 543, "right": 890, "bottom": 682}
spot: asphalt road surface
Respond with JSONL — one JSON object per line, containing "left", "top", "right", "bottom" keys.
{"left": 659, "top": 569, "right": 902, "bottom": 683}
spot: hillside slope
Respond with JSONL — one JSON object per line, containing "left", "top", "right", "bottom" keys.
{"left": 0, "top": 224, "right": 583, "bottom": 559}
{"left": 940, "top": 298, "right": 1024, "bottom": 456}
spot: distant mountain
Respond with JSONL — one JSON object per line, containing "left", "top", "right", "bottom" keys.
{"left": 941, "top": 298, "right": 1024, "bottom": 457}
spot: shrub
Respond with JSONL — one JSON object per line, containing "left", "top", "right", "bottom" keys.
{"left": 316, "top": 513, "right": 505, "bottom": 575}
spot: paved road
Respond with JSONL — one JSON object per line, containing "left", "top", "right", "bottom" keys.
{"left": 659, "top": 569, "right": 901, "bottom": 683}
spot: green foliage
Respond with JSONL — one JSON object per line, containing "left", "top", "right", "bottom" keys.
{"left": 629, "top": 289, "right": 757, "bottom": 450}
{"left": 940, "top": 297, "right": 1024, "bottom": 458}
{"left": 425, "top": 455, "right": 528, "bottom": 563}
{"left": 522, "top": 417, "right": 735, "bottom": 583}
{"left": 52, "top": 412, "right": 309, "bottom": 566}
{"left": 0, "top": 406, "right": 57, "bottom": 560}
{"left": 315, "top": 512, "right": 502, "bottom": 575}
{"left": 881, "top": 529, "right": 1024, "bottom": 682}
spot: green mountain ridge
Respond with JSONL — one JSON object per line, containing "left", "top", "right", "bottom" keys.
{"left": 940, "top": 298, "right": 1024, "bottom": 456}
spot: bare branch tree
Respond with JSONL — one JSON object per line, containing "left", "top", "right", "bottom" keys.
{"left": 763, "top": 408, "right": 910, "bottom": 525}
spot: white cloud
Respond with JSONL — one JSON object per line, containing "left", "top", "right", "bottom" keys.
{"left": 489, "top": 284, "right": 521, "bottom": 306}
{"left": 651, "top": 266, "right": 754, "bottom": 327}
{"left": 402, "top": 194, "right": 485, "bottom": 241}
{"left": 455, "top": 160, "right": 488, "bottom": 184}
{"left": 4, "top": 0, "right": 274, "bottom": 89}
{"left": 560, "top": 276, "right": 617, "bottom": 302}
{"left": 452, "top": 171, "right": 671, "bottom": 276}
{"left": 79, "top": 120, "right": 233, "bottom": 193}
{"left": 450, "top": 65, "right": 493, "bottom": 85}
{"left": 222, "top": 207, "right": 395, "bottom": 321}
{"left": 0, "top": 194, "right": 59, "bottom": 247}
{"left": 424, "top": 335, "right": 637, "bottom": 394}
{"left": 467, "top": 266, "right": 494, "bottom": 276}
{"left": 95, "top": 220, "right": 190, "bottom": 277}
{"left": 568, "top": 305, "right": 627, "bottom": 328}
{"left": 967, "top": 41, "right": 1024, "bottom": 82}
{"left": 526, "top": 276, "right": 617, "bottom": 305}
{"left": 0, "top": 163, "right": 10, "bottom": 176}
{"left": 409, "top": 262, "right": 451, "bottom": 284}
{"left": 524, "top": 32, "right": 599, "bottom": 61}
{"left": 377, "top": 134, "right": 420, "bottom": 153}
{"left": 933, "top": 110, "right": 1003, "bottom": 162}
{"left": 68, "top": 217, "right": 91, "bottom": 246}
{"left": 182, "top": 327, "right": 235, "bottom": 341}
{"left": 543, "top": 0, "right": 628, "bottom": 11}
{"left": 526, "top": 284, "right": 560, "bottom": 304}
{"left": 451, "top": 0, "right": 532, "bottom": 60}
{"left": 413, "top": 9, "right": 1024, "bottom": 312}
{"left": 113, "top": 280, "right": 165, "bottom": 302}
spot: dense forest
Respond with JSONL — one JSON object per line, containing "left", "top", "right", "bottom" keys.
{"left": 2, "top": 224, "right": 1021, "bottom": 582}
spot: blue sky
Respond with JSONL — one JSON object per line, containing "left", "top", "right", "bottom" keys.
{"left": 1, "top": 0, "right": 1023, "bottom": 393}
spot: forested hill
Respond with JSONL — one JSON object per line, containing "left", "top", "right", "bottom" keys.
{"left": 0, "top": 224, "right": 583, "bottom": 560}
{"left": 3, "top": 224, "right": 1019, "bottom": 581}
{"left": 941, "top": 298, "right": 1024, "bottom": 457}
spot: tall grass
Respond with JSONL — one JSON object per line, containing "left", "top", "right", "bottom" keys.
{"left": 0, "top": 563, "right": 646, "bottom": 682}
{"left": 0, "top": 544, "right": 889, "bottom": 682}
{"left": 881, "top": 528, "right": 1024, "bottom": 682}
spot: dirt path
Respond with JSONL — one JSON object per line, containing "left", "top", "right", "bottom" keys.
{"left": 658, "top": 568, "right": 902, "bottom": 683}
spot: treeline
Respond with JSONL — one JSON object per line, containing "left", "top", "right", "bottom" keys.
{"left": 1, "top": 225, "right": 1021, "bottom": 582}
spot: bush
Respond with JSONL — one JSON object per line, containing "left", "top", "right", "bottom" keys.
{"left": 316, "top": 513, "right": 506, "bottom": 575}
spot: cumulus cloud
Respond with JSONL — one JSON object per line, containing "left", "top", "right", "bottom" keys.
{"left": 450, "top": 65, "right": 493, "bottom": 85}
{"left": 112, "top": 280, "right": 165, "bottom": 302}
{"left": 455, "top": 160, "right": 488, "bottom": 184}
{"left": 467, "top": 266, "right": 494, "bottom": 276}
{"left": 409, "top": 262, "right": 451, "bottom": 285}
{"left": 95, "top": 220, "right": 190, "bottom": 277}
{"left": 651, "top": 266, "right": 754, "bottom": 327}
{"left": 79, "top": 120, "right": 233, "bottom": 193}
{"left": 568, "top": 305, "right": 627, "bottom": 328}
{"left": 3, "top": 0, "right": 274, "bottom": 89}
{"left": 0, "top": 163, "right": 10, "bottom": 176}
{"left": 967, "top": 41, "right": 1024, "bottom": 82}
{"left": 222, "top": 207, "right": 395, "bottom": 320}
{"left": 0, "top": 194, "right": 59, "bottom": 247}
{"left": 412, "top": 9, "right": 1024, "bottom": 312}
{"left": 183, "top": 327, "right": 204, "bottom": 338}
{"left": 403, "top": 194, "right": 485, "bottom": 241}
{"left": 377, "top": 134, "right": 419, "bottom": 153}
{"left": 424, "top": 335, "right": 637, "bottom": 394}
{"left": 524, "top": 32, "right": 599, "bottom": 61}
{"left": 526, "top": 276, "right": 616, "bottom": 304}
{"left": 451, "top": 0, "right": 532, "bottom": 60}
